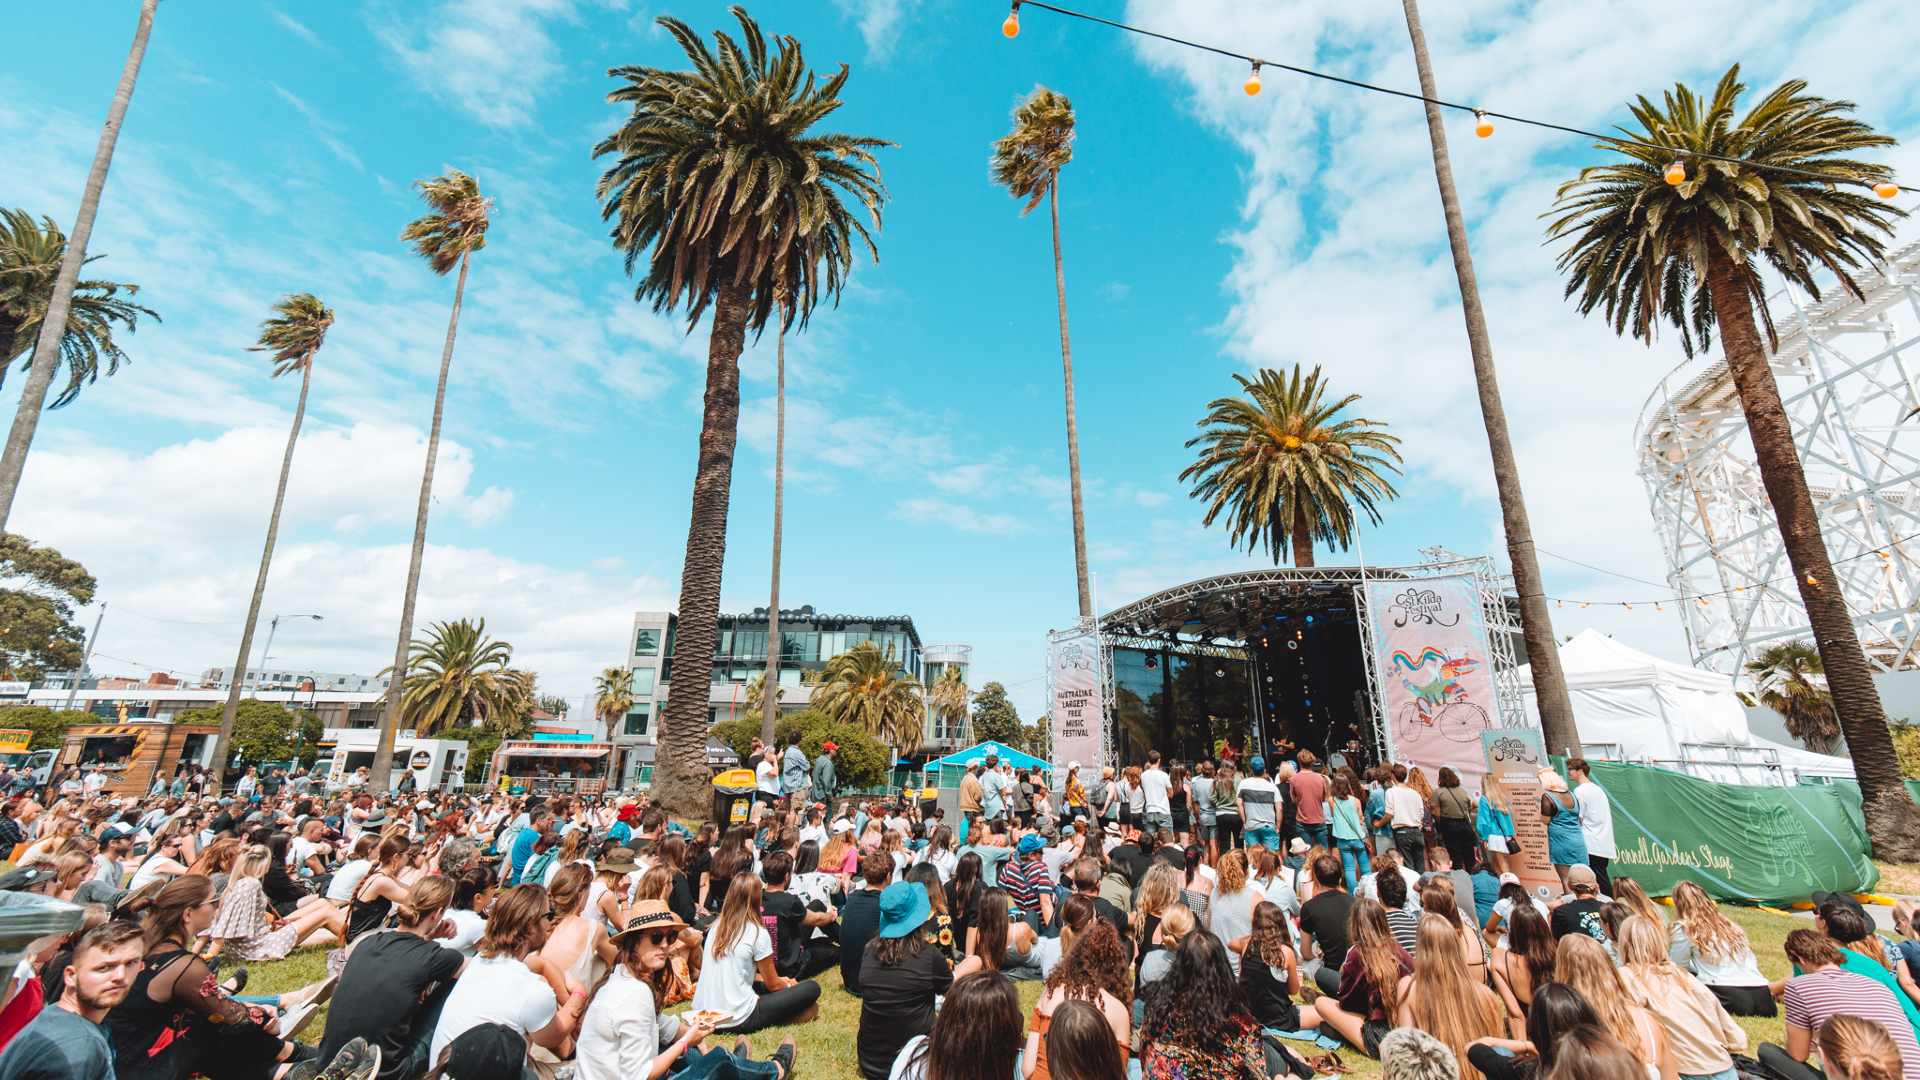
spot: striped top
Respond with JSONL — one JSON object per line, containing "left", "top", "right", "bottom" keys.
{"left": 999, "top": 856, "right": 1053, "bottom": 915}
{"left": 1782, "top": 968, "right": 1920, "bottom": 1080}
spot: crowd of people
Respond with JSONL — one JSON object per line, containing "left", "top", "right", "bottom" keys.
{"left": 0, "top": 744, "right": 1912, "bottom": 1080}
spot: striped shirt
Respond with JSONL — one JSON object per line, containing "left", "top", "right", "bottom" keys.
{"left": 1386, "top": 909, "right": 1422, "bottom": 956}
{"left": 1782, "top": 968, "right": 1920, "bottom": 1080}
{"left": 999, "top": 857, "right": 1053, "bottom": 915}
{"left": 1236, "top": 778, "right": 1279, "bottom": 830}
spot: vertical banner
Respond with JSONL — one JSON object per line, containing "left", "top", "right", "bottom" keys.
{"left": 1481, "top": 729, "right": 1560, "bottom": 898}
{"left": 1047, "top": 627, "right": 1106, "bottom": 773}
{"left": 1365, "top": 576, "right": 1504, "bottom": 787}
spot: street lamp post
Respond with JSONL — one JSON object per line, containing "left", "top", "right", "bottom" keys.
{"left": 258, "top": 613, "right": 324, "bottom": 672}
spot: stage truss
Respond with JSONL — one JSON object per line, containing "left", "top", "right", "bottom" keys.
{"left": 1636, "top": 237, "right": 1920, "bottom": 678}
{"left": 1092, "top": 555, "right": 1530, "bottom": 766}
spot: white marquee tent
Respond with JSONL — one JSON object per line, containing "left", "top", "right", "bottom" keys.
{"left": 1515, "top": 629, "right": 1852, "bottom": 782}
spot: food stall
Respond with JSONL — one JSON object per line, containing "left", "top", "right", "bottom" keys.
{"left": 314, "top": 730, "right": 469, "bottom": 792}
{"left": 59, "top": 721, "right": 218, "bottom": 797}
{"left": 487, "top": 738, "right": 613, "bottom": 796}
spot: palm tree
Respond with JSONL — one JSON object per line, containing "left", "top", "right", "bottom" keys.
{"left": 0, "top": 210, "right": 157, "bottom": 408}
{"left": 743, "top": 669, "right": 785, "bottom": 720}
{"left": 762, "top": 301, "right": 789, "bottom": 746}
{"left": 0, "top": 0, "right": 157, "bottom": 532}
{"left": 211, "top": 293, "right": 333, "bottom": 786}
{"left": 369, "top": 171, "right": 492, "bottom": 791}
{"left": 1745, "top": 642, "right": 1840, "bottom": 754}
{"left": 992, "top": 87, "right": 1092, "bottom": 621}
{"left": 1547, "top": 66, "right": 1916, "bottom": 856}
{"left": 928, "top": 664, "right": 969, "bottom": 744}
{"left": 813, "top": 641, "right": 924, "bottom": 755}
{"left": 594, "top": 6, "right": 890, "bottom": 816}
{"left": 1179, "top": 365, "right": 1402, "bottom": 567}
{"left": 388, "top": 618, "right": 523, "bottom": 736}
{"left": 594, "top": 666, "right": 635, "bottom": 739}
{"left": 1398, "top": 0, "right": 1580, "bottom": 758}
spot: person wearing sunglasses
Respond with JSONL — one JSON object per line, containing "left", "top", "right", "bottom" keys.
{"left": 577, "top": 901, "right": 796, "bottom": 1080}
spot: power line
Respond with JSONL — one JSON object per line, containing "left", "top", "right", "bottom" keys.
{"left": 1006, "top": 0, "right": 1913, "bottom": 196}
{"left": 1544, "top": 529, "right": 1920, "bottom": 609}
{"left": 1537, "top": 547, "right": 1673, "bottom": 591}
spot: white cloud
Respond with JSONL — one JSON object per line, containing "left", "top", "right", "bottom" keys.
{"left": 372, "top": 0, "right": 581, "bottom": 128}
{"left": 270, "top": 10, "right": 327, "bottom": 49}
{"left": 894, "top": 497, "right": 1027, "bottom": 535}
{"left": 269, "top": 84, "right": 363, "bottom": 173}
{"left": 831, "top": 0, "right": 912, "bottom": 61}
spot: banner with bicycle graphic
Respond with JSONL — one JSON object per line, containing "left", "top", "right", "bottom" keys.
{"left": 1364, "top": 574, "right": 1505, "bottom": 787}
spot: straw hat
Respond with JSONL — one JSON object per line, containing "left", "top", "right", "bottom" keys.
{"left": 610, "top": 899, "right": 688, "bottom": 943}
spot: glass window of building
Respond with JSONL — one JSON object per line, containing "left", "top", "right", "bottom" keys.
{"left": 634, "top": 628, "right": 660, "bottom": 656}
{"left": 777, "top": 667, "right": 803, "bottom": 687}
{"left": 623, "top": 704, "right": 651, "bottom": 736}
{"left": 712, "top": 631, "right": 732, "bottom": 658}
{"left": 630, "top": 667, "right": 656, "bottom": 696}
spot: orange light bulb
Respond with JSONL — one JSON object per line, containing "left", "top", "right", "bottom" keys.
{"left": 1244, "top": 63, "right": 1262, "bottom": 97}
{"left": 1474, "top": 111, "right": 1493, "bottom": 138}
{"left": 1875, "top": 181, "right": 1900, "bottom": 200}
{"left": 1665, "top": 161, "right": 1686, "bottom": 186}
{"left": 1002, "top": 9, "right": 1019, "bottom": 37}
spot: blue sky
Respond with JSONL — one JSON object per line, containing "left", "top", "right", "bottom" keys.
{"left": 6, "top": 1, "right": 1918, "bottom": 721}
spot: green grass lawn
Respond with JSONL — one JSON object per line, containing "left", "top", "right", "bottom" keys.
{"left": 248, "top": 906, "right": 1807, "bottom": 1080}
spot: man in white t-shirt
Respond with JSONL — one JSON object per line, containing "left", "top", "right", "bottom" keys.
{"left": 1236, "top": 757, "right": 1282, "bottom": 850}
{"left": 1567, "top": 757, "right": 1617, "bottom": 893}
{"left": 754, "top": 747, "right": 781, "bottom": 812}
{"left": 1138, "top": 751, "right": 1173, "bottom": 835}
{"left": 430, "top": 894, "right": 584, "bottom": 1062}
{"left": 1384, "top": 764, "right": 1429, "bottom": 872}
{"left": 81, "top": 765, "right": 108, "bottom": 799}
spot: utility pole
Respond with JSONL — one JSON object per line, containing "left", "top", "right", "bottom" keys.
{"left": 62, "top": 603, "right": 106, "bottom": 713}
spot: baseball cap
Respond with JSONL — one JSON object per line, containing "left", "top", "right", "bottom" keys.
{"left": 1250, "top": 755, "right": 1266, "bottom": 774}
{"left": 440, "top": 1023, "right": 527, "bottom": 1079}
{"left": 1566, "top": 864, "right": 1598, "bottom": 892}
{"left": 1498, "top": 872, "right": 1520, "bottom": 885}
{"left": 1017, "top": 834, "right": 1045, "bottom": 855}
{"left": 1812, "top": 890, "right": 1868, "bottom": 919}
{"left": 822, "top": 741, "right": 837, "bottom": 752}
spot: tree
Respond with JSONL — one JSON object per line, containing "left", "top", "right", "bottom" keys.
{"left": 970, "top": 681, "right": 1022, "bottom": 748}
{"left": 212, "top": 293, "right": 334, "bottom": 786}
{"left": 0, "top": 533, "right": 95, "bottom": 680}
{"left": 1022, "top": 716, "right": 1053, "bottom": 760}
{"left": 763, "top": 311, "right": 788, "bottom": 748}
{"left": 179, "top": 700, "right": 321, "bottom": 767}
{"left": 0, "top": 209, "right": 157, "bottom": 409}
{"left": 0, "top": 0, "right": 158, "bottom": 532}
{"left": 1179, "top": 365, "right": 1403, "bottom": 567}
{"left": 1547, "top": 65, "right": 1916, "bottom": 856}
{"left": 594, "top": 6, "right": 890, "bottom": 816}
{"left": 388, "top": 618, "right": 524, "bottom": 737}
{"left": 0, "top": 705, "right": 92, "bottom": 750}
{"left": 710, "top": 707, "right": 889, "bottom": 790}
{"left": 593, "top": 666, "right": 634, "bottom": 739}
{"left": 370, "top": 170, "right": 492, "bottom": 790}
{"left": 1745, "top": 641, "right": 1840, "bottom": 754}
{"left": 1398, "top": 0, "right": 1579, "bottom": 757}
{"left": 928, "top": 665, "right": 969, "bottom": 743}
{"left": 991, "top": 87, "right": 1092, "bottom": 620}
{"left": 744, "top": 669, "right": 785, "bottom": 720}
{"left": 536, "top": 694, "right": 570, "bottom": 717}
{"left": 811, "top": 642, "right": 925, "bottom": 755}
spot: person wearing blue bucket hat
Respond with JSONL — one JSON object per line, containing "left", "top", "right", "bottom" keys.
{"left": 1001, "top": 833, "right": 1056, "bottom": 929}
{"left": 856, "top": 881, "right": 953, "bottom": 1078}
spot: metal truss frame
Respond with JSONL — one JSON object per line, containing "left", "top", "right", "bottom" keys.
{"left": 1636, "top": 238, "right": 1920, "bottom": 678}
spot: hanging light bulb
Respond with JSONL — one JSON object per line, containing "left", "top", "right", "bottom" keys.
{"left": 1655, "top": 603, "right": 1664, "bottom": 612}
{"left": 1623, "top": 602, "right": 1633, "bottom": 611}
{"left": 1556, "top": 600, "right": 1563, "bottom": 608}
{"left": 1244, "top": 61, "right": 1263, "bottom": 97}
{"left": 1473, "top": 109, "right": 1494, "bottom": 139}
{"left": 1665, "top": 160, "right": 1687, "bottom": 186}
{"left": 1698, "top": 597, "right": 1710, "bottom": 607}
{"left": 1875, "top": 180, "right": 1900, "bottom": 200}
{"left": 1806, "top": 573, "right": 1818, "bottom": 586}
{"left": 1579, "top": 602, "right": 1590, "bottom": 609}
{"left": 1002, "top": 2, "right": 1020, "bottom": 38}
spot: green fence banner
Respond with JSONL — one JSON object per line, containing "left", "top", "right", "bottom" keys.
{"left": 1591, "top": 760, "right": 1877, "bottom": 904}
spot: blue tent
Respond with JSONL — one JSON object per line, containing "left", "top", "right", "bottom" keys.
{"left": 923, "top": 740, "right": 1050, "bottom": 787}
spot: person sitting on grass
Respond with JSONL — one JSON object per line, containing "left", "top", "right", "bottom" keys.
{"left": 205, "top": 844, "right": 349, "bottom": 962}
{"left": 759, "top": 850, "right": 838, "bottom": 979}
{"left": 0, "top": 920, "right": 144, "bottom": 1080}
{"left": 1467, "top": 982, "right": 1606, "bottom": 1080}
{"left": 1395, "top": 914, "right": 1507, "bottom": 1080}
{"left": 1139, "top": 931, "right": 1271, "bottom": 1077}
{"left": 856, "top": 881, "right": 955, "bottom": 1079}
{"left": 1763, "top": 928, "right": 1920, "bottom": 1080}
{"left": 1812, "top": 897, "right": 1920, "bottom": 1041}
{"left": 1314, "top": 898, "right": 1414, "bottom": 1058}
{"left": 1613, "top": 915, "right": 1745, "bottom": 1080}
{"left": 839, "top": 851, "right": 895, "bottom": 995}
{"left": 1024, "top": 919, "right": 1130, "bottom": 1080}
{"left": 318, "top": 875, "right": 467, "bottom": 1080}
{"left": 1553, "top": 934, "right": 1674, "bottom": 1080}
{"left": 1241, "top": 898, "right": 1324, "bottom": 1036}
{"left": 429, "top": 883, "right": 587, "bottom": 1068}
{"left": 889, "top": 971, "right": 1025, "bottom": 1080}
{"left": 970, "top": 887, "right": 1039, "bottom": 978}
{"left": 689, "top": 874, "right": 821, "bottom": 1034}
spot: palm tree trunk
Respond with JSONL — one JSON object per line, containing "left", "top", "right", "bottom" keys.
{"left": 211, "top": 360, "right": 313, "bottom": 789}
{"left": 1399, "top": 0, "right": 1579, "bottom": 756}
{"left": 761, "top": 316, "right": 785, "bottom": 747}
{"left": 1705, "top": 246, "right": 1920, "bottom": 859}
{"left": 656, "top": 281, "right": 751, "bottom": 818}
{"left": 1291, "top": 501, "right": 1315, "bottom": 568}
{"left": 371, "top": 250, "right": 470, "bottom": 792}
{"left": 1050, "top": 181, "right": 1094, "bottom": 623}
{"left": 0, "top": 0, "right": 156, "bottom": 532}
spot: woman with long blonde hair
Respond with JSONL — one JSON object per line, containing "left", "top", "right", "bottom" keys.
{"left": 1131, "top": 862, "right": 1184, "bottom": 979}
{"left": 186, "top": 835, "right": 243, "bottom": 893}
{"left": 1420, "top": 877, "right": 1488, "bottom": 981}
{"left": 1555, "top": 933, "right": 1677, "bottom": 1080}
{"left": 1668, "top": 881, "right": 1772, "bottom": 1016}
{"left": 1612, "top": 876, "right": 1664, "bottom": 926}
{"left": 1819, "top": 1015, "right": 1907, "bottom": 1080}
{"left": 1615, "top": 915, "right": 1745, "bottom": 1080}
{"left": 1240, "top": 900, "right": 1322, "bottom": 1034}
{"left": 1395, "top": 914, "right": 1506, "bottom": 1079}
{"left": 205, "top": 845, "right": 347, "bottom": 961}
{"left": 1314, "top": 899, "right": 1412, "bottom": 1057}
{"left": 1210, "top": 848, "right": 1262, "bottom": 977}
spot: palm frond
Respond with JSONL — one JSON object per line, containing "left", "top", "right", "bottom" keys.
{"left": 401, "top": 171, "right": 492, "bottom": 276}
{"left": 812, "top": 640, "right": 924, "bottom": 755}
{"left": 250, "top": 293, "right": 333, "bottom": 377}
{"left": 0, "top": 207, "right": 158, "bottom": 408}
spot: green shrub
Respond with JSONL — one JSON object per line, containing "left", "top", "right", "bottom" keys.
{"left": 1893, "top": 722, "right": 1920, "bottom": 780}
{"left": 709, "top": 708, "right": 889, "bottom": 790}
{"left": 0, "top": 705, "right": 94, "bottom": 750}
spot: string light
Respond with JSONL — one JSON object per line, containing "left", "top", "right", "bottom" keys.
{"left": 1002, "top": 2, "right": 1020, "bottom": 38}
{"left": 1877, "top": 181, "right": 1901, "bottom": 200}
{"left": 1665, "top": 161, "right": 1687, "bottom": 186}
{"left": 1473, "top": 109, "right": 1494, "bottom": 138}
{"left": 1806, "top": 573, "right": 1818, "bottom": 586}
{"left": 1244, "top": 61, "right": 1263, "bottom": 97}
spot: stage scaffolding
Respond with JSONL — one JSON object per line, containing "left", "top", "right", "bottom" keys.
{"left": 1636, "top": 237, "right": 1920, "bottom": 679}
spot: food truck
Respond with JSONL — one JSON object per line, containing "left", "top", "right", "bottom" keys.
{"left": 59, "top": 721, "right": 219, "bottom": 797}
{"left": 313, "top": 730, "right": 469, "bottom": 792}
{"left": 487, "top": 738, "right": 614, "bottom": 797}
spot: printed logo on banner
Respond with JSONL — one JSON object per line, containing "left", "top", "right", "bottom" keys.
{"left": 1048, "top": 629, "right": 1105, "bottom": 773}
{"left": 1366, "top": 575, "right": 1501, "bottom": 786}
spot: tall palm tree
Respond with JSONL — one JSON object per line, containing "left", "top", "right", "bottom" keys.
{"left": 0, "top": 209, "right": 157, "bottom": 408}
{"left": 370, "top": 171, "right": 492, "bottom": 790}
{"left": 594, "top": 665, "right": 635, "bottom": 739}
{"left": 1180, "top": 365, "right": 1402, "bottom": 567}
{"left": 991, "top": 87, "right": 1092, "bottom": 621}
{"left": 1548, "top": 66, "right": 1916, "bottom": 856}
{"left": 928, "top": 664, "right": 969, "bottom": 744}
{"left": 743, "top": 669, "right": 785, "bottom": 720}
{"left": 389, "top": 618, "right": 522, "bottom": 737}
{"left": 211, "top": 294, "right": 334, "bottom": 787}
{"left": 594, "top": 6, "right": 890, "bottom": 816}
{"left": 1745, "top": 642, "right": 1840, "bottom": 755}
{"left": 762, "top": 300, "right": 789, "bottom": 746}
{"left": 1398, "top": 0, "right": 1580, "bottom": 757}
{"left": 0, "top": 0, "right": 157, "bottom": 532}
{"left": 813, "top": 641, "right": 924, "bottom": 755}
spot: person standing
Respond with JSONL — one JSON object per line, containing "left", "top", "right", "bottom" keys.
{"left": 812, "top": 742, "right": 838, "bottom": 803}
{"left": 1567, "top": 758, "right": 1616, "bottom": 894}
{"left": 0, "top": 921, "right": 143, "bottom": 1080}
{"left": 754, "top": 747, "right": 781, "bottom": 813}
{"left": 1538, "top": 769, "right": 1588, "bottom": 891}
{"left": 1289, "top": 752, "right": 1331, "bottom": 849}
{"left": 959, "top": 761, "right": 985, "bottom": 840}
{"left": 1430, "top": 768, "right": 1477, "bottom": 874}
{"left": 980, "top": 754, "right": 1010, "bottom": 826}
{"left": 1235, "top": 757, "right": 1281, "bottom": 852}
{"left": 1328, "top": 774, "right": 1371, "bottom": 893}
{"left": 782, "top": 739, "right": 811, "bottom": 804}
{"left": 1139, "top": 751, "right": 1172, "bottom": 837}
{"left": 1384, "top": 765, "right": 1428, "bottom": 872}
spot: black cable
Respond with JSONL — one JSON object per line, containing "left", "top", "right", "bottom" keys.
{"left": 1012, "top": 0, "right": 1917, "bottom": 195}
